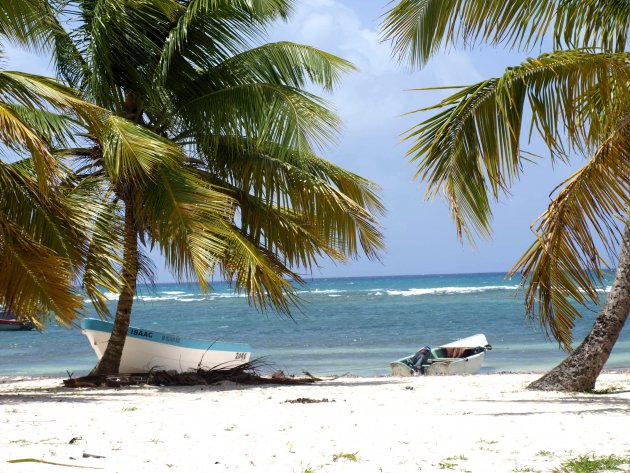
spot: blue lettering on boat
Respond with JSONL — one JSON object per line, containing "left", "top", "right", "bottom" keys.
{"left": 161, "top": 335, "right": 181, "bottom": 343}
{"left": 129, "top": 328, "right": 153, "bottom": 339}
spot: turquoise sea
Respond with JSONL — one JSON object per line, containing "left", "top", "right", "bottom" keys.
{"left": 1, "top": 272, "right": 628, "bottom": 377}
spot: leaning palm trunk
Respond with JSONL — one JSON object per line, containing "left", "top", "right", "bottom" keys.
{"left": 90, "top": 199, "right": 139, "bottom": 375}
{"left": 528, "top": 218, "right": 630, "bottom": 391}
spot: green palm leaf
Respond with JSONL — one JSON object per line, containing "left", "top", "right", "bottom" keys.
{"left": 218, "top": 228, "right": 300, "bottom": 315}
{"left": 406, "top": 50, "right": 630, "bottom": 241}
{"left": 180, "top": 83, "right": 340, "bottom": 157}
{"left": 0, "top": 102, "right": 56, "bottom": 186}
{"left": 4, "top": 104, "right": 78, "bottom": 148}
{"left": 0, "top": 0, "right": 53, "bottom": 49}
{"left": 99, "top": 115, "right": 182, "bottom": 183}
{"left": 183, "top": 42, "right": 354, "bottom": 92}
{"left": 0, "top": 161, "right": 84, "bottom": 326}
{"left": 0, "top": 71, "right": 108, "bottom": 127}
{"left": 157, "top": 0, "right": 292, "bottom": 83}
{"left": 134, "top": 166, "right": 232, "bottom": 288}
{"left": 381, "top": 0, "right": 630, "bottom": 67}
{"left": 67, "top": 178, "right": 123, "bottom": 320}
{"left": 192, "top": 139, "right": 385, "bottom": 262}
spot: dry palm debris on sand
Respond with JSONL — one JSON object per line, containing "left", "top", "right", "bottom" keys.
{"left": 62, "top": 359, "right": 318, "bottom": 388}
{"left": 284, "top": 397, "right": 335, "bottom": 404}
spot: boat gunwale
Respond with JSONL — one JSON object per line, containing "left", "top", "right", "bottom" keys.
{"left": 81, "top": 318, "right": 251, "bottom": 353}
{"left": 392, "top": 349, "right": 486, "bottom": 365}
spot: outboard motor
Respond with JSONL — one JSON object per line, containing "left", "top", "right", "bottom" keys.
{"left": 410, "top": 346, "right": 431, "bottom": 374}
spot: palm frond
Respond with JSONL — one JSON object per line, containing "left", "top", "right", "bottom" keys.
{"left": 0, "top": 71, "right": 108, "bottom": 127}
{"left": 509, "top": 119, "right": 630, "bottom": 349}
{"left": 0, "top": 160, "right": 85, "bottom": 326}
{"left": 208, "top": 42, "right": 356, "bottom": 92}
{"left": 99, "top": 115, "right": 182, "bottom": 184}
{"left": 0, "top": 101, "right": 55, "bottom": 186}
{"left": 218, "top": 228, "right": 300, "bottom": 315}
{"left": 133, "top": 165, "right": 233, "bottom": 289}
{"left": 406, "top": 50, "right": 630, "bottom": 242}
{"left": 138, "top": 161, "right": 302, "bottom": 315}
{"left": 553, "top": 0, "right": 630, "bottom": 52}
{"left": 179, "top": 83, "right": 340, "bottom": 157}
{"left": 82, "top": 0, "right": 175, "bottom": 110}
{"left": 0, "top": 0, "right": 53, "bottom": 49}
{"left": 156, "top": 0, "right": 292, "bottom": 83}
{"left": 229, "top": 186, "right": 344, "bottom": 266}
{"left": 381, "top": 0, "right": 630, "bottom": 68}
{"left": 3, "top": 104, "right": 78, "bottom": 148}
{"left": 192, "top": 141, "right": 385, "bottom": 263}
{"left": 0, "top": 220, "right": 82, "bottom": 327}
{"left": 66, "top": 177, "right": 123, "bottom": 320}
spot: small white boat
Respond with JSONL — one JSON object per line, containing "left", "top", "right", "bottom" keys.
{"left": 81, "top": 318, "right": 251, "bottom": 373}
{"left": 390, "top": 334, "right": 491, "bottom": 376}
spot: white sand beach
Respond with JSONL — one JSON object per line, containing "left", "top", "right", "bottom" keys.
{"left": 1, "top": 372, "right": 629, "bottom": 473}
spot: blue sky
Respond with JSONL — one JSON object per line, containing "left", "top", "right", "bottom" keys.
{"left": 5, "top": 0, "right": 585, "bottom": 281}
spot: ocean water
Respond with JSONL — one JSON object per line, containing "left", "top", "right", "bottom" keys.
{"left": 1, "top": 273, "right": 628, "bottom": 377}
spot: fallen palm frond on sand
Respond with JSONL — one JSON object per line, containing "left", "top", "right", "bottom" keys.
{"left": 62, "top": 358, "right": 318, "bottom": 388}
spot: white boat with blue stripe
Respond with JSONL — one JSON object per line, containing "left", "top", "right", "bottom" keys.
{"left": 81, "top": 318, "right": 251, "bottom": 373}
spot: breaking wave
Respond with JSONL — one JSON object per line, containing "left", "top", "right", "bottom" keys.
{"left": 386, "top": 285, "right": 520, "bottom": 296}
{"left": 297, "top": 289, "right": 347, "bottom": 295}
{"left": 82, "top": 283, "right": 612, "bottom": 304}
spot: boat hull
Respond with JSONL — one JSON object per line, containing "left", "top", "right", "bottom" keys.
{"left": 426, "top": 351, "right": 485, "bottom": 375}
{"left": 0, "top": 320, "right": 34, "bottom": 331}
{"left": 390, "top": 333, "right": 490, "bottom": 376}
{"left": 0, "top": 309, "right": 34, "bottom": 331}
{"left": 81, "top": 318, "right": 251, "bottom": 373}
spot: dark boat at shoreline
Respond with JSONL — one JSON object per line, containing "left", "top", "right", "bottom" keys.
{"left": 0, "top": 309, "right": 34, "bottom": 331}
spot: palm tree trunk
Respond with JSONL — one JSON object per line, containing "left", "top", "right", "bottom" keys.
{"left": 528, "top": 217, "right": 630, "bottom": 391}
{"left": 90, "top": 198, "right": 139, "bottom": 375}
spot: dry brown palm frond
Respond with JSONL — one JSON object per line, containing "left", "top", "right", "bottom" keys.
{"left": 510, "top": 118, "right": 630, "bottom": 349}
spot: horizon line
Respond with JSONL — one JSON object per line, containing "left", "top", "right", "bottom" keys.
{"left": 147, "top": 267, "right": 617, "bottom": 286}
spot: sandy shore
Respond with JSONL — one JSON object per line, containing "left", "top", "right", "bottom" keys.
{"left": 1, "top": 372, "right": 629, "bottom": 473}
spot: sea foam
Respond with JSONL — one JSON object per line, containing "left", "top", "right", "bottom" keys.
{"left": 386, "top": 285, "right": 520, "bottom": 296}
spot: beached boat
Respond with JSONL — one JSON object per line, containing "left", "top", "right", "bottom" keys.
{"left": 390, "top": 334, "right": 491, "bottom": 376}
{"left": 0, "top": 309, "right": 34, "bottom": 331}
{"left": 81, "top": 318, "right": 251, "bottom": 373}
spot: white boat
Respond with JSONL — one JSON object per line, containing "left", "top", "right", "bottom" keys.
{"left": 390, "top": 334, "right": 491, "bottom": 376}
{"left": 81, "top": 318, "right": 251, "bottom": 373}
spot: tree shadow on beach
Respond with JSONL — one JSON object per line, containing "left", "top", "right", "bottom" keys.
{"left": 0, "top": 374, "right": 402, "bottom": 405}
{"left": 0, "top": 391, "right": 144, "bottom": 405}
{"left": 468, "top": 393, "right": 630, "bottom": 416}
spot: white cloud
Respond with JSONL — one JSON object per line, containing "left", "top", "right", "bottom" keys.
{"left": 268, "top": 1, "right": 484, "bottom": 142}
{"left": 271, "top": 1, "right": 394, "bottom": 76}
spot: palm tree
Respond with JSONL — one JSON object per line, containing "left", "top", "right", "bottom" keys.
{"left": 381, "top": 1, "right": 630, "bottom": 391}
{"left": 5, "top": 0, "right": 385, "bottom": 375}
{"left": 0, "top": 66, "right": 187, "bottom": 332}
{"left": 0, "top": 0, "right": 124, "bottom": 328}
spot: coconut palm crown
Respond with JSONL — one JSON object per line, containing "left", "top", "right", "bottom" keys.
{"left": 1, "top": 0, "right": 385, "bottom": 374}
{"left": 381, "top": 0, "right": 630, "bottom": 391}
